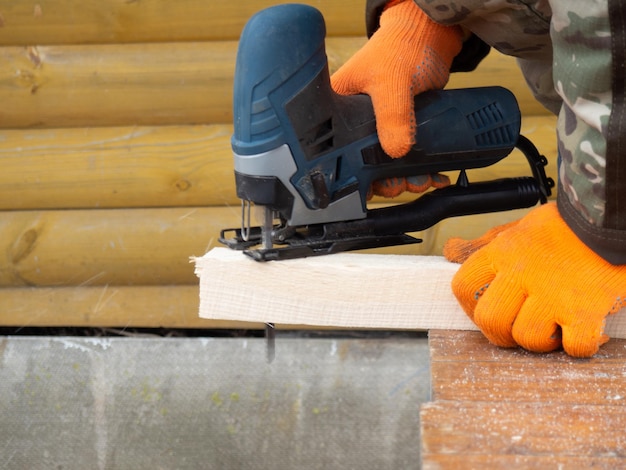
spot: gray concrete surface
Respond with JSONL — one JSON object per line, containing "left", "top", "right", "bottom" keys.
{"left": 0, "top": 335, "right": 431, "bottom": 469}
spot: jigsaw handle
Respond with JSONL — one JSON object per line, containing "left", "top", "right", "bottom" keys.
{"left": 231, "top": 3, "right": 331, "bottom": 156}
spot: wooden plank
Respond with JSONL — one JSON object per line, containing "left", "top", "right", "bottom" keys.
{"left": 0, "top": 0, "right": 367, "bottom": 46}
{"left": 0, "top": 124, "right": 238, "bottom": 209}
{"left": 421, "top": 330, "right": 626, "bottom": 468}
{"left": 0, "top": 41, "right": 238, "bottom": 128}
{"left": 0, "top": 205, "right": 534, "bottom": 288}
{"left": 0, "top": 285, "right": 383, "bottom": 329}
{"left": 0, "top": 38, "right": 364, "bottom": 128}
{"left": 195, "top": 249, "right": 626, "bottom": 338}
{"left": 195, "top": 248, "right": 473, "bottom": 330}
{"left": 428, "top": 330, "right": 626, "bottom": 404}
{"left": 422, "top": 454, "right": 622, "bottom": 470}
{"left": 429, "top": 329, "right": 626, "bottom": 364}
{"left": 0, "top": 206, "right": 543, "bottom": 288}
{"left": 0, "top": 39, "right": 550, "bottom": 129}
{"left": 0, "top": 116, "right": 558, "bottom": 211}
{"left": 421, "top": 401, "right": 626, "bottom": 468}
{"left": 0, "top": 284, "right": 262, "bottom": 329}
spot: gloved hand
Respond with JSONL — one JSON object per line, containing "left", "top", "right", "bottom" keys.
{"left": 444, "top": 203, "right": 626, "bottom": 357}
{"left": 331, "top": 0, "right": 463, "bottom": 197}
{"left": 370, "top": 173, "right": 450, "bottom": 198}
{"left": 443, "top": 219, "right": 520, "bottom": 263}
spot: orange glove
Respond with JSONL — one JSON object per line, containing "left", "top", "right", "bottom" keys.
{"left": 370, "top": 173, "right": 450, "bottom": 198}
{"left": 443, "top": 219, "right": 520, "bottom": 263}
{"left": 331, "top": 0, "right": 462, "bottom": 197}
{"left": 444, "top": 203, "right": 626, "bottom": 357}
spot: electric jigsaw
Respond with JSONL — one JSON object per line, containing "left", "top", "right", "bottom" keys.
{"left": 219, "top": 3, "right": 554, "bottom": 261}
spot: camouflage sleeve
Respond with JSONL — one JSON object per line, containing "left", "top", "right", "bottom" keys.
{"left": 365, "top": 0, "right": 626, "bottom": 262}
{"left": 413, "top": 0, "right": 553, "bottom": 58}
{"left": 413, "top": 0, "right": 561, "bottom": 114}
{"left": 552, "top": 0, "right": 626, "bottom": 264}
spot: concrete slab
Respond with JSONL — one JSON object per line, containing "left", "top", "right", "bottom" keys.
{"left": 0, "top": 335, "right": 430, "bottom": 469}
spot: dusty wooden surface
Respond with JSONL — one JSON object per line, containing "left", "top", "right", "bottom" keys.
{"left": 421, "top": 330, "right": 626, "bottom": 469}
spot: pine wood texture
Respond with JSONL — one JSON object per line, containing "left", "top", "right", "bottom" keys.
{"left": 194, "top": 248, "right": 626, "bottom": 339}
{"left": 0, "top": 0, "right": 367, "bottom": 45}
{"left": 0, "top": 285, "right": 201, "bottom": 328}
{"left": 0, "top": 41, "right": 550, "bottom": 129}
{"left": 0, "top": 125, "right": 236, "bottom": 209}
{"left": 0, "top": 41, "right": 238, "bottom": 128}
{"left": 0, "top": 285, "right": 261, "bottom": 329}
{"left": 195, "top": 247, "right": 475, "bottom": 330}
{"left": 421, "top": 330, "right": 626, "bottom": 469}
{"left": 0, "top": 207, "right": 239, "bottom": 287}
{"left": 0, "top": 205, "right": 479, "bottom": 289}
{"left": 0, "top": 38, "right": 363, "bottom": 128}
{"left": 0, "top": 115, "right": 557, "bottom": 211}
{"left": 0, "top": 205, "right": 533, "bottom": 290}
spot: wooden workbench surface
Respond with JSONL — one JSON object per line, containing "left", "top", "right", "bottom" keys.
{"left": 421, "top": 330, "right": 626, "bottom": 469}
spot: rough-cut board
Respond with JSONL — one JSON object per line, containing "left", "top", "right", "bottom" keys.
{"left": 195, "top": 248, "right": 626, "bottom": 338}
{"left": 195, "top": 248, "right": 474, "bottom": 330}
{"left": 421, "top": 330, "right": 626, "bottom": 469}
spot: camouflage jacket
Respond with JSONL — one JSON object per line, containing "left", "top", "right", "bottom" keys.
{"left": 366, "top": 0, "right": 626, "bottom": 264}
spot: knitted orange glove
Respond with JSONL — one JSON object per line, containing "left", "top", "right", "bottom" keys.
{"left": 445, "top": 203, "right": 626, "bottom": 357}
{"left": 370, "top": 173, "right": 450, "bottom": 198}
{"left": 443, "top": 219, "right": 520, "bottom": 263}
{"left": 331, "top": 0, "right": 462, "bottom": 197}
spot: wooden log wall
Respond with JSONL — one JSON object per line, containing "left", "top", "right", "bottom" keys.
{"left": 0, "top": 0, "right": 557, "bottom": 329}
